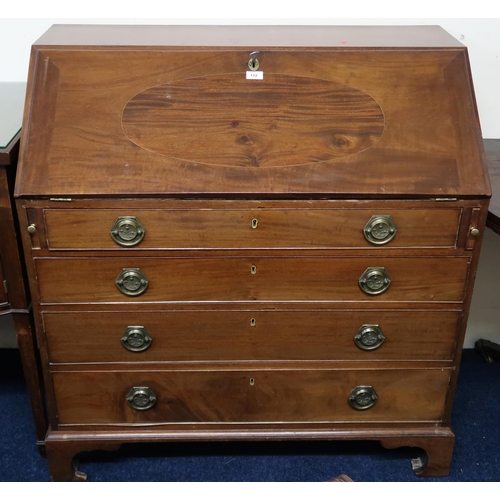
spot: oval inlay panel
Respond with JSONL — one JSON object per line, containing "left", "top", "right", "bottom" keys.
{"left": 122, "top": 74, "right": 385, "bottom": 168}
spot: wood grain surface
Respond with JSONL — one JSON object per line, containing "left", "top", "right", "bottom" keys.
{"left": 13, "top": 25, "right": 491, "bottom": 479}
{"left": 35, "top": 256, "right": 470, "bottom": 304}
{"left": 43, "top": 207, "right": 461, "bottom": 250}
{"left": 32, "top": 25, "right": 465, "bottom": 49}
{"left": 52, "top": 368, "right": 452, "bottom": 425}
{"left": 43, "top": 309, "right": 460, "bottom": 363}
{"left": 122, "top": 74, "right": 385, "bottom": 167}
{"left": 15, "top": 43, "right": 488, "bottom": 197}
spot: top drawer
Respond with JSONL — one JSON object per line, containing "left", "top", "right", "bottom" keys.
{"left": 42, "top": 207, "right": 461, "bottom": 250}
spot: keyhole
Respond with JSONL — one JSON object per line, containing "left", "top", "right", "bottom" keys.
{"left": 251, "top": 218, "right": 258, "bottom": 229}
{"left": 248, "top": 58, "right": 259, "bottom": 71}
{"left": 251, "top": 265, "right": 257, "bottom": 274}
{"left": 250, "top": 318, "right": 256, "bottom": 327}
{"left": 249, "top": 378, "right": 255, "bottom": 386}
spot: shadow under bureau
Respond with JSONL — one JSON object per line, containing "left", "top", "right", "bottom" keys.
{"left": 14, "top": 25, "right": 490, "bottom": 480}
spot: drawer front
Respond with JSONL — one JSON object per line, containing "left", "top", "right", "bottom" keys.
{"left": 43, "top": 208, "right": 461, "bottom": 250}
{"left": 44, "top": 310, "right": 460, "bottom": 363}
{"left": 35, "top": 257, "right": 469, "bottom": 304}
{"left": 52, "top": 368, "right": 451, "bottom": 425}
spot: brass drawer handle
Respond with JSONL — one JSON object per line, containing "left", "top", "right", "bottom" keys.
{"left": 363, "top": 215, "right": 397, "bottom": 245}
{"left": 126, "top": 387, "right": 157, "bottom": 411}
{"left": 354, "top": 325, "right": 385, "bottom": 351}
{"left": 348, "top": 386, "right": 378, "bottom": 410}
{"left": 359, "top": 267, "right": 391, "bottom": 295}
{"left": 121, "top": 326, "right": 152, "bottom": 352}
{"left": 116, "top": 268, "right": 149, "bottom": 296}
{"left": 110, "top": 216, "right": 145, "bottom": 247}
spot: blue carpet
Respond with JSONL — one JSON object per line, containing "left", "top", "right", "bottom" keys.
{"left": 1, "top": 348, "right": 499, "bottom": 481}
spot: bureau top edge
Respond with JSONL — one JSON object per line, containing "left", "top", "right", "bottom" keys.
{"left": 33, "top": 25, "right": 465, "bottom": 49}
{"left": 13, "top": 194, "right": 492, "bottom": 202}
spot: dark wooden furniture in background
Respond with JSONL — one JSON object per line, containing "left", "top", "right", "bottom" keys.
{"left": 14, "top": 25, "right": 491, "bottom": 481}
{"left": 0, "top": 82, "right": 46, "bottom": 447}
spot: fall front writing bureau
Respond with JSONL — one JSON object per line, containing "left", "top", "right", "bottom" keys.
{"left": 14, "top": 25, "right": 491, "bottom": 481}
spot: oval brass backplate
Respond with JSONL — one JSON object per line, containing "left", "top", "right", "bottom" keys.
{"left": 110, "top": 216, "right": 145, "bottom": 247}
{"left": 121, "top": 326, "right": 153, "bottom": 352}
{"left": 363, "top": 215, "right": 397, "bottom": 245}
{"left": 359, "top": 267, "right": 391, "bottom": 295}
{"left": 348, "top": 386, "right": 378, "bottom": 410}
{"left": 354, "top": 325, "right": 385, "bottom": 351}
{"left": 126, "top": 387, "right": 157, "bottom": 411}
{"left": 116, "top": 268, "right": 149, "bottom": 296}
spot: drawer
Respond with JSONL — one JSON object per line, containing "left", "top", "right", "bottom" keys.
{"left": 52, "top": 368, "right": 452, "bottom": 425}
{"left": 35, "top": 256, "right": 469, "bottom": 304}
{"left": 43, "top": 208, "right": 461, "bottom": 250}
{"left": 43, "top": 310, "right": 460, "bottom": 363}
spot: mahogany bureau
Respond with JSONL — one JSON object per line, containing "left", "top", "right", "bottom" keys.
{"left": 14, "top": 25, "right": 491, "bottom": 480}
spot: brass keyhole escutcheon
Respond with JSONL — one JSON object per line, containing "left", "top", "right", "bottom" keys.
{"left": 359, "top": 267, "right": 391, "bottom": 295}
{"left": 251, "top": 218, "right": 258, "bottom": 229}
{"left": 248, "top": 59, "right": 259, "bottom": 70}
{"left": 110, "top": 216, "right": 146, "bottom": 247}
{"left": 363, "top": 215, "right": 397, "bottom": 245}
{"left": 249, "top": 378, "right": 255, "bottom": 386}
{"left": 250, "top": 318, "right": 256, "bottom": 327}
{"left": 248, "top": 57, "right": 259, "bottom": 71}
{"left": 251, "top": 265, "right": 257, "bottom": 274}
